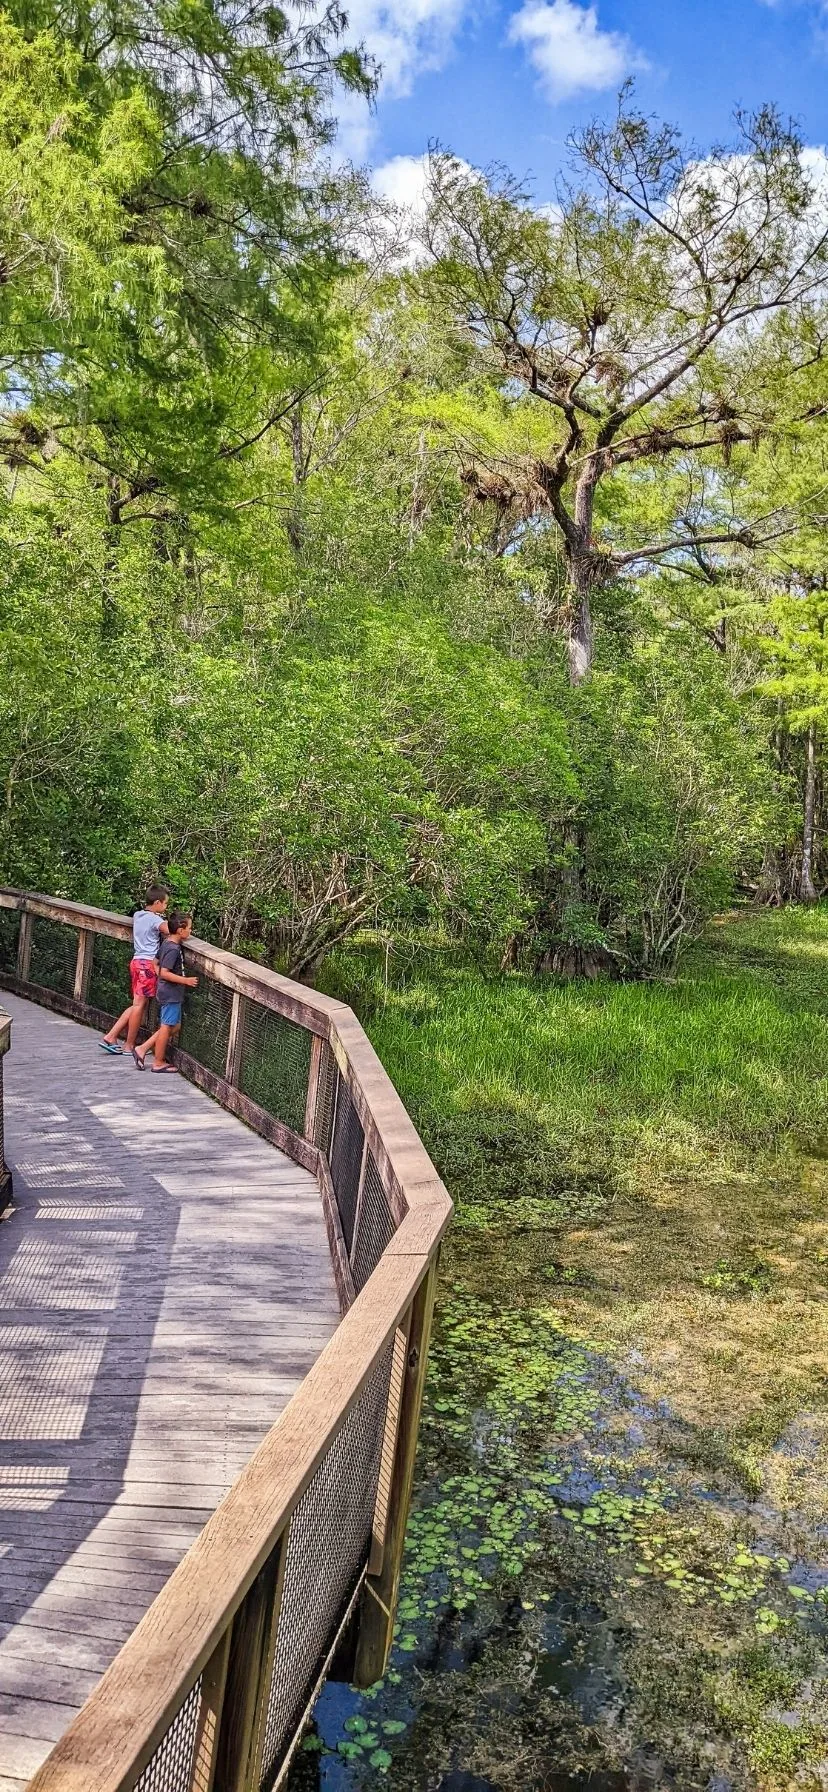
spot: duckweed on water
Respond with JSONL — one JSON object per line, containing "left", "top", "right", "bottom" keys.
{"left": 293, "top": 1284, "right": 828, "bottom": 1789}
{"left": 404, "top": 1298, "right": 828, "bottom": 1646}
{"left": 699, "top": 1259, "right": 776, "bottom": 1298}
{"left": 400, "top": 1302, "right": 600, "bottom": 1628}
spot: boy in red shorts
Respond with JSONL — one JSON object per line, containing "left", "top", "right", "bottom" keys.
{"left": 100, "top": 886, "right": 169, "bottom": 1056}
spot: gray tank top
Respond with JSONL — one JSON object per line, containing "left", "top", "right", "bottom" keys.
{"left": 132, "top": 910, "right": 163, "bottom": 960}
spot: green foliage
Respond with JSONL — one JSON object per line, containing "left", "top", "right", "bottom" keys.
{"left": 557, "top": 625, "right": 784, "bottom": 969}
{"left": 714, "top": 1642, "right": 828, "bottom": 1780}
{"left": 0, "top": 66, "right": 815, "bottom": 971}
{"left": 322, "top": 904, "right": 828, "bottom": 1190}
{"left": 0, "top": 487, "right": 155, "bottom": 895}
{"left": 0, "top": 0, "right": 369, "bottom": 512}
{"left": 0, "top": 468, "right": 574, "bottom": 964}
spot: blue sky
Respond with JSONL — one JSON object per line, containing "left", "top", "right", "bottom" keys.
{"left": 342, "top": 0, "right": 828, "bottom": 204}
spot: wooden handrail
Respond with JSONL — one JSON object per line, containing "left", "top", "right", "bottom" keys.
{"left": 0, "top": 1002, "right": 11, "bottom": 1215}
{"left": 26, "top": 1254, "right": 433, "bottom": 1792}
{"left": 0, "top": 890, "right": 452, "bottom": 1792}
{"left": 0, "top": 890, "right": 449, "bottom": 1205}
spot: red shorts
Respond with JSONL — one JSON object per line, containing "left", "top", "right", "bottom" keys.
{"left": 129, "top": 958, "right": 158, "bottom": 1000}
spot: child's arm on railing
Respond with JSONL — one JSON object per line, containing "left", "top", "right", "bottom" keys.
{"left": 162, "top": 967, "right": 198, "bottom": 988}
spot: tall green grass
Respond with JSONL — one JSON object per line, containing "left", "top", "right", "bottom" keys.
{"left": 319, "top": 906, "right": 828, "bottom": 1192}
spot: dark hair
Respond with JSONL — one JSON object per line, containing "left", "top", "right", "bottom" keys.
{"left": 168, "top": 910, "right": 192, "bottom": 934}
{"left": 144, "top": 884, "right": 168, "bottom": 907}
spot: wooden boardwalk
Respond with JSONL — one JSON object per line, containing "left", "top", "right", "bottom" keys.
{"left": 0, "top": 993, "right": 341, "bottom": 1790}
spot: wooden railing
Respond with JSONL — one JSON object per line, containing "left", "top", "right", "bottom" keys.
{"left": 0, "top": 1001, "right": 10, "bottom": 1214}
{"left": 0, "top": 890, "right": 452, "bottom": 1792}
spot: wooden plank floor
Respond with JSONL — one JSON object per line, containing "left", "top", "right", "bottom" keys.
{"left": 0, "top": 993, "right": 341, "bottom": 1790}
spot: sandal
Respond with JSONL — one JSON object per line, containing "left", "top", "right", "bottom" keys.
{"left": 132, "top": 1049, "right": 146, "bottom": 1071}
{"left": 99, "top": 1040, "right": 123, "bottom": 1055}
{"left": 151, "top": 1064, "right": 178, "bottom": 1074}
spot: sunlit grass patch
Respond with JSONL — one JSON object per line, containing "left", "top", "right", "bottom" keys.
{"left": 322, "top": 905, "right": 828, "bottom": 1194}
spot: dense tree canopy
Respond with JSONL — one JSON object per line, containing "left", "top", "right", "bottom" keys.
{"left": 3, "top": 29, "right": 828, "bottom": 975}
{"left": 421, "top": 102, "right": 828, "bottom": 683}
{"left": 0, "top": 0, "right": 370, "bottom": 523}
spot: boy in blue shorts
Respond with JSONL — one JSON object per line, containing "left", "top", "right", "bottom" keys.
{"left": 133, "top": 912, "right": 198, "bottom": 1074}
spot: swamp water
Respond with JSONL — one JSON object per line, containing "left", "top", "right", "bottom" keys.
{"left": 287, "top": 1138, "right": 828, "bottom": 1792}
{"left": 288, "top": 914, "right": 828, "bottom": 1788}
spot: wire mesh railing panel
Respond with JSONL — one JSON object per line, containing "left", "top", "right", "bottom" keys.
{"left": 88, "top": 932, "right": 130, "bottom": 1018}
{"left": 134, "top": 1675, "right": 202, "bottom": 1792}
{"left": 238, "top": 1001, "right": 311, "bottom": 1135}
{"left": 351, "top": 1153, "right": 397, "bottom": 1293}
{"left": 0, "top": 909, "right": 20, "bottom": 976}
{"left": 369, "top": 1325, "right": 408, "bottom": 1568}
{"left": 28, "top": 917, "right": 77, "bottom": 995}
{"left": 312, "top": 1045, "right": 338, "bottom": 1156}
{"left": 329, "top": 1078, "right": 364, "bottom": 1254}
{"left": 259, "top": 1349, "right": 394, "bottom": 1787}
{"left": 180, "top": 977, "right": 233, "bottom": 1078}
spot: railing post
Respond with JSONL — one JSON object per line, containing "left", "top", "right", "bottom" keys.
{"left": 225, "top": 992, "right": 245, "bottom": 1087}
{"left": 213, "top": 1529, "right": 289, "bottom": 1792}
{"left": 190, "top": 1630, "right": 232, "bottom": 1792}
{"left": 366, "top": 1317, "right": 411, "bottom": 1578}
{"left": 73, "top": 929, "right": 93, "bottom": 1004}
{"left": 304, "top": 1033, "right": 323, "bottom": 1140}
{"left": 353, "top": 1259, "right": 438, "bottom": 1687}
{"left": 347, "top": 1137, "right": 370, "bottom": 1274}
{"left": 16, "top": 909, "right": 32, "bottom": 984}
{"left": 0, "top": 1009, "right": 12, "bottom": 1215}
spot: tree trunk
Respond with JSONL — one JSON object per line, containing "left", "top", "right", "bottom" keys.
{"left": 567, "top": 574, "right": 593, "bottom": 685}
{"left": 567, "top": 465, "right": 599, "bottom": 685}
{"left": 800, "top": 722, "right": 819, "bottom": 902}
{"left": 499, "top": 933, "right": 520, "bottom": 971}
{"left": 535, "top": 467, "right": 597, "bottom": 969}
{"left": 757, "top": 844, "right": 783, "bottom": 906}
{"left": 101, "top": 474, "right": 124, "bottom": 638}
{"left": 287, "top": 405, "right": 305, "bottom": 554}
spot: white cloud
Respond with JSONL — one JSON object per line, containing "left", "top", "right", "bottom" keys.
{"left": 334, "top": 88, "right": 382, "bottom": 163}
{"left": 346, "top": 0, "right": 471, "bottom": 98}
{"left": 369, "top": 153, "right": 433, "bottom": 263}
{"left": 801, "top": 144, "right": 828, "bottom": 196}
{"left": 371, "top": 152, "right": 434, "bottom": 216}
{"left": 330, "top": 0, "right": 473, "bottom": 160}
{"left": 507, "top": 0, "right": 648, "bottom": 102}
